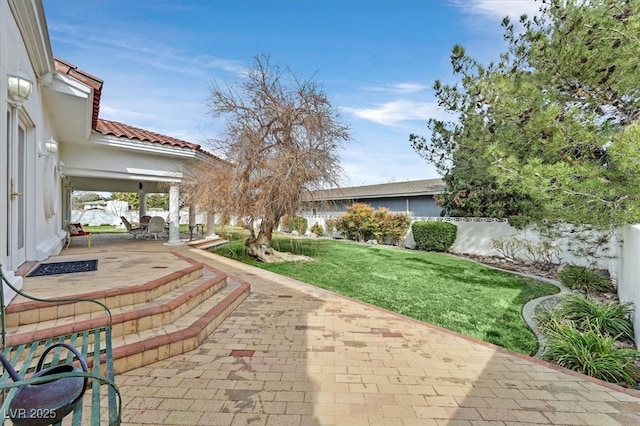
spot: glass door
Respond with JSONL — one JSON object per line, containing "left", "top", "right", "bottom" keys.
{"left": 7, "top": 110, "right": 27, "bottom": 268}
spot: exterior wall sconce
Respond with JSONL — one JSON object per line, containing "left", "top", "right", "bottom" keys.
{"left": 7, "top": 71, "right": 33, "bottom": 107}
{"left": 38, "top": 137, "right": 58, "bottom": 156}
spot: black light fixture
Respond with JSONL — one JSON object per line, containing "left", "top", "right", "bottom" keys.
{"left": 138, "top": 182, "right": 143, "bottom": 190}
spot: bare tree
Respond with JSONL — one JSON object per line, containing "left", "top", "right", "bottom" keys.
{"left": 198, "top": 54, "right": 350, "bottom": 262}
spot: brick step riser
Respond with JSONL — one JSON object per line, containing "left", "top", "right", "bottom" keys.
{"left": 5, "top": 274, "right": 229, "bottom": 350}
{"left": 5, "top": 265, "right": 204, "bottom": 328}
{"left": 109, "top": 275, "right": 228, "bottom": 339}
{"left": 112, "top": 280, "right": 250, "bottom": 374}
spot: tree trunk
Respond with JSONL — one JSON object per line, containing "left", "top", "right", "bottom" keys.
{"left": 245, "top": 218, "right": 312, "bottom": 263}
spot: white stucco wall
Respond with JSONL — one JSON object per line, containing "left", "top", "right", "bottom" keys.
{"left": 618, "top": 225, "right": 640, "bottom": 347}
{"left": 403, "top": 219, "right": 621, "bottom": 275}
{"left": 1, "top": 1, "right": 65, "bottom": 273}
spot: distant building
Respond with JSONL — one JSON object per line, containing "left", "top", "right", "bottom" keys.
{"left": 300, "top": 179, "right": 445, "bottom": 217}
{"left": 82, "top": 200, "right": 107, "bottom": 210}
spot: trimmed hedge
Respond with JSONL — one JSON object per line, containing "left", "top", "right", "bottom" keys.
{"left": 412, "top": 221, "right": 458, "bottom": 252}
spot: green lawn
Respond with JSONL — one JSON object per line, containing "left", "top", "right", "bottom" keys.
{"left": 83, "top": 225, "right": 126, "bottom": 234}
{"left": 213, "top": 231, "right": 558, "bottom": 355}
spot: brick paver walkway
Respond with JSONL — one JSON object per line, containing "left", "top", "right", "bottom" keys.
{"left": 116, "top": 248, "right": 640, "bottom": 426}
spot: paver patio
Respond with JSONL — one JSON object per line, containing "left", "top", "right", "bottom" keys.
{"left": 40, "top": 235, "right": 640, "bottom": 424}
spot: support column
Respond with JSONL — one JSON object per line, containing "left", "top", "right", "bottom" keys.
{"left": 164, "top": 184, "right": 183, "bottom": 246}
{"left": 205, "top": 212, "right": 218, "bottom": 239}
{"left": 138, "top": 189, "right": 147, "bottom": 218}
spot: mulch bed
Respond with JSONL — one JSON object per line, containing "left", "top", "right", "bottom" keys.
{"left": 455, "top": 253, "right": 559, "bottom": 280}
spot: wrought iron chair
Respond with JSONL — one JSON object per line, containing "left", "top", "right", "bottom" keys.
{"left": 0, "top": 264, "right": 121, "bottom": 425}
{"left": 120, "top": 216, "right": 144, "bottom": 239}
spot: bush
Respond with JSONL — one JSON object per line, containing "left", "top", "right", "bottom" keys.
{"left": 537, "top": 294, "right": 635, "bottom": 342}
{"left": 558, "top": 265, "right": 615, "bottom": 295}
{"left": 411, "top": 221, "right": 458, "bottom": 252}
{"left": 541, "top": 320, "right": 639, "bottom": 386}
{"left": 386, "top": 212, "right": 411, "bottom": 246}
{"left": 336, "top": 203, "right": 377, "bottom": 242}
{"left": 369, "top": 208, "right": 411, "bottom": 246}
{"left": 325, "top": 217, "right": 337, "bottom": 233}
{"left": 310, "top": 222, "right": 324, "bottom": 236}
{"left": 282, "top": 216, "right": 308, "bottom": 234}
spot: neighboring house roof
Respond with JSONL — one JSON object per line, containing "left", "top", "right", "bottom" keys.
{"left": 303, "top": 178, "right": 445, "bottom": 202}
{"left": 54, "top": 58, "right": 103, "bottom": 129}
{"left": 96, "top": 119, "right": 201, "bottom": 150}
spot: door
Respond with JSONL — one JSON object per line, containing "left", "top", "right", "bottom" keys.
{"left": 6, "top": 109, "right": 27, "bottom": 269}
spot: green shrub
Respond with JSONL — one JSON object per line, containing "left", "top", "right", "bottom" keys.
{"left": 537, "top": 295, "right": 635, "bottom": 342}
{"left": 310, "top": 222, "right": 324, "bottom": 236}
{"left": 561, "top": 295, "right": 634, "bottom": 341}
{"left": 411, "top": 221, "right": 458, "bottom": 252}
{"left": 386, "top": 212, "right": 411, "bottom": 246}
{"left": 542, "top": 320, "right": 639, "bottom": 386}
{"left": 281, "top": 216, "right": 308, "bottom": 234}
{"left": 558, "top": 265, "right": 615, "bottom": 295}
{"left": 336, "top": 203, "right": 378, "bottom": 242}
{"left": 370, "top": 208, "right": 411, "bottom": 246}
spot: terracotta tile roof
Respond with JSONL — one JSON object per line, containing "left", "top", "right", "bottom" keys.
{"left": 96, "top": 119, "right": 202, "bottom": 150}
{"left": 302, "top": 178, "right": 445, "bottom": 202}
{"left": 54, "top": 58, "right": 103, "bottom": 129}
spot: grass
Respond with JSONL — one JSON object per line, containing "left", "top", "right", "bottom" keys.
{"left": 213, "top": 229, "right": 559, "bottom": 355}
{"left": 83, "top": 225, "right": 125, "bottom": 234}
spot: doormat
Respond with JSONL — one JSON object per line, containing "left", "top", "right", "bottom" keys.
{"left": 27, "top": 260, "right": 98, "bottom": 277}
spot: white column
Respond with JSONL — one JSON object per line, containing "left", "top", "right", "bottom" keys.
{"left": 164, "top": 185, "right": 183, "bottom": 246}
{"left": 205, "top": 212, "right": 218, "bottom": 239}
{"left": 138, "top": 190, "right": 147, "bottom": 218}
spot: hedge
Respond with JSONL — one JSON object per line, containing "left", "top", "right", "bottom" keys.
{"left": 412, "top": 221, "right": 458, "bottom": 252}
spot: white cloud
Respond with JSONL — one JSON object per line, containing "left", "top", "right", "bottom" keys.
{"left": 363, "top": 82, "right": 429, "bottom": 94}
{"left": 202, "top": 58, "right": 246, "bottom": 75}
{"left": 458, "top": 0, "right": 541, "bottom": 20}
{"left": 343, "top": 100, "right": 446, "bottom": 127}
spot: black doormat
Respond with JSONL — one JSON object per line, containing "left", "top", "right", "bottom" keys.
{"left": 27, "top": 260, "right": 98, "bottom": 277}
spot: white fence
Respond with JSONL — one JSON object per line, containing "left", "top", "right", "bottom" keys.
{"left": 619, "top": 225, "right": 640, "bottom": 345}
{"left": 300, "top": 213, "right": 640, "bottom": 346}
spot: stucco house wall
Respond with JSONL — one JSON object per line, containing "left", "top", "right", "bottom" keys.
{"left": 1, "top": 0, "right": 66, "bottom": 290}
{"left": 1, "top": 1, "right": 219, "bottom": 302}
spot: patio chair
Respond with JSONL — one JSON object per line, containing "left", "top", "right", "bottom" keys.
{"left": 147, "top": 216, "right": 166, "bottom": 240}
{"left": 121, "top": 216, "right": 144, "bottom": 239}
{"left": 66, "top": 222, "right": 92, "bottom": 248}
{"left": 140, "top": 215, "right": 152, "bottom": 231}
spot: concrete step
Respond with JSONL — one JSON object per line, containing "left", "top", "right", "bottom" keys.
{"left": 187, "top": 237, "right": 229, "bottom": 250}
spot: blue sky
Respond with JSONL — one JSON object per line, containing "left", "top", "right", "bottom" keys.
{"left": 43, "top": 0, "right": 540, "bottom": 187}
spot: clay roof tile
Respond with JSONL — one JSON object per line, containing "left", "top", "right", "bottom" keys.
{"left": 96, "top": 119, "right": 201, "bottom": 150}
